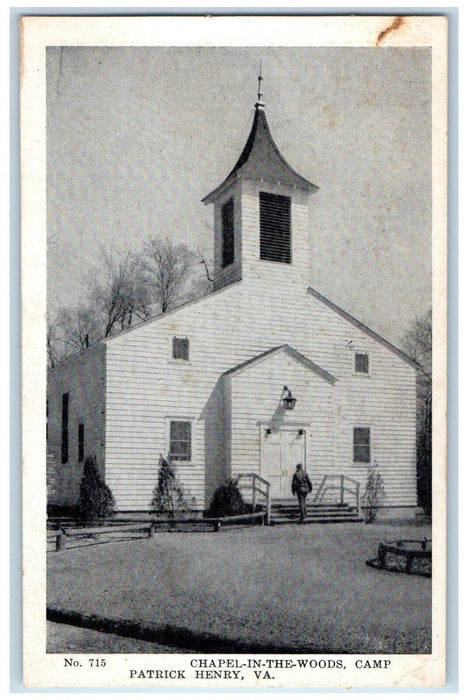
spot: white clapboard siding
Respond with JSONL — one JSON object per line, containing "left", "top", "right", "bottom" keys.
{"left": 240, "top": 181, "right": 311, "bottom": 287}
{"left": 101, "top": 272, "right": 417, "bottom": 510}
{"left": 227, "top": 348, "right": 335, "bottom": 478}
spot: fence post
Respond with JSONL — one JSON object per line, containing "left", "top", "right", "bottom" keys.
{"left": 56, "top": 530, "right": 66, "bottom": 551}
{"left": 340, "top": 475, "right": 344, "bottom": 504}
{"left": 148, "top": 523, "right": 154, "bottom": 538}
{"left": 356, "top": 482, "right": 361, "bottom": 517}
{"left": 405, "top": 554, "right": 414, "bottom": 575}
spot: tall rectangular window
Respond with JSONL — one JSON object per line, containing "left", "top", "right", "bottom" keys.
{"left": 221, "top": 197, "right": 235, "bottom": 268}
{"left": 259, "top": 191, "right": 291, "bottom": 263}
{"left": 353, "top": 427, "right": 371, "bottom": 463}
{"left": 355, "top": 353, "right": 369, "bottom": 374}
{"left": 169, "top": 421, "right": 192, "bottom": 462}
{"left": 78, "top": 423, "right": 85, "bottom": 463}
{"left": 61, "top": 393, "right": 69, "bottom": 464}
{"left": 172, "top": 337, "right": 189, "bottom": 361}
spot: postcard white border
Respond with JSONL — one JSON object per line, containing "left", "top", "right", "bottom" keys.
{"left": 20, "top": 15, "right": 447, "bottom": 689}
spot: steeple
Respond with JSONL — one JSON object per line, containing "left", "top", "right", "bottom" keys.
{"left": 203, "top": 76, "right": 318, "bottom": 292}
{"left": 256, "top": 60, "right": 264, "bottom": 108}
{"left": 203, "top": 78, "right": 317, "bottom": 205}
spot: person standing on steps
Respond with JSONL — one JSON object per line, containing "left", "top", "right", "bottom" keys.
{"left": 291, "top": 464, "right": 313, "bottom": 522}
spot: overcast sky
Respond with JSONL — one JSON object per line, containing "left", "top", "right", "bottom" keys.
{"left": 47, "top": 46, "right": 431, "bottom": 347}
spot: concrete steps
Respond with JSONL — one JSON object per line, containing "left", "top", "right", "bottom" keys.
{"left": 270, "top": 499, "right": 363, "bottom": 525}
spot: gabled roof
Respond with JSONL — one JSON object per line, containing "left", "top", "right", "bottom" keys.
{"left": 202, "top": 104, "right": 318, "bottom": 204}
{"left": 306, "top": 287, "right": 419, "bottom": 370}
{"left": 223, "top": 344, "right": 336, "bottom": 384}
{"left": 101, "top": 279, "right": 242, "bottom": 343}
{"left": 49, "top": 280, "right": 243, "bottom": 369}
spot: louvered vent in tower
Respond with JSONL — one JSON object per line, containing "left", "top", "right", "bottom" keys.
{"left": 259, "top": 191, "right": 291, "bottom": 264}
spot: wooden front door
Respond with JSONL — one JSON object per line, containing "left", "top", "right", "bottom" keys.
{"left": 261, "top": 428, "right": 306, "bottom": 498}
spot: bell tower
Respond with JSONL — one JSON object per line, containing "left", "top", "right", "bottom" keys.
{"left": 202, "top": 73, "right": 318, "bottom": 292}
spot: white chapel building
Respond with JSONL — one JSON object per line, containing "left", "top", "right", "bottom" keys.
{"left": 47, "top": 87, "right": 418, "bottom": 515}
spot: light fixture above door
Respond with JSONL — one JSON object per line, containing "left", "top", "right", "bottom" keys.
{"left": 282, "top": 385, "right": 297, "bottom": 410}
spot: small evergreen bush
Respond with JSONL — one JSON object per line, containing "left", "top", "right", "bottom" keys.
{"left": 150, "top": 456, "right": 188, "bottom": 517}
{"left": 78, "top": 455, "right": 115, "bottom": 521}
{"left": 363, "top": 463, "right": 385, "bottom": 524}
{"left": 208, "top": 480, "right": 246, "bottom": 517}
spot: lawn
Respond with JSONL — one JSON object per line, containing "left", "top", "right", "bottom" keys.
{"left": 47, "top": 521, "right": 431, "bottom": 654}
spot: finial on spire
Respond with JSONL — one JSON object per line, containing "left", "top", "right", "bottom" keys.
{"left": 256, "top": 60, "right": 265, "bottom": 108}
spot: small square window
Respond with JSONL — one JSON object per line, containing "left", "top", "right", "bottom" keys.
{"left": 353, "top": 427, "right": 371, "bottom": 463}
{"left": 355, "top": 353, "right": 369, "bottom": 374}
{"left": 169, "top": 421, "right": 192, "bottom": 461}
{"left": 173, "top": 337, "right": 189, "bottom": 361}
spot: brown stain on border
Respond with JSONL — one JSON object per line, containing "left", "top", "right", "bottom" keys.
{"left": 376, "top": 16, "right": 405, "bottom": 46}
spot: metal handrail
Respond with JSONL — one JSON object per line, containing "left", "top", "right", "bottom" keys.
{"left": 312, "top": 474, "right": 361, "bottom": 517}
{"left": 236, "top": 472, "right": 270, "bottom": 487}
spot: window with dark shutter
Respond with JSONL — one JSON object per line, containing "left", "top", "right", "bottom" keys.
{"left": 61, "top": 393, "right": 69, "bottom": 464}
{"left": 259, "top": 191, "right": 291, "bottom": 263}
{"left": 222, "top": 197, "right": 235, "bottom": 268}
{"left": 173, "top": 337, "right": 189, "bottom": 361}
{"left": 353, "top": 427, "right": 371, "bottom": 463}
{"left": 78, "top": 423, "right": 84, "bottom": 463}
{"left": 169, "top": 421, "right": 192, "bottom": 461}
{"left": 355, "top": 353, "right": 369, "bottom": 374}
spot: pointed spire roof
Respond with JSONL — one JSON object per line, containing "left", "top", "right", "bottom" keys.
{"left": 202, "top": 98, "right": 318, "bottom": 205}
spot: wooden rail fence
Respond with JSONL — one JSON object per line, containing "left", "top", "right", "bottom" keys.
{"left": 47, "top": 512, "right": 267, "bottom": 551}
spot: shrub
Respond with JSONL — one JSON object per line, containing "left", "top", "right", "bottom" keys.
{"left": 363, "top": 463, "right": 385, "bottom": 524}
{"left": 150, "top": 455, "right": 188, "bottom": 517}
{"left": 78, "top": 455, "right": 115, "bottom": 521}
{"left": 208, "top": 480, "right": 246, "bottom": 517}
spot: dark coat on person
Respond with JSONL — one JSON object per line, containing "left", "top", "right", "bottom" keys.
{"left": 292, "top": 468, "right": 312, "bottom": 495}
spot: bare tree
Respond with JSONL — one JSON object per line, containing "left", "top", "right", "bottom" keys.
{"left": 197, "top": 246, "right": 213, "bottom": 284}
{"left": 182, "top": 246, "right": 214, "bottom": 302}
{"left": 186, "top": 274, "right": 213, "bottom": 302}
{"left": 402, "top": 308, "right": 432, "bottom": 383}
{"left": 90, "top": 248, "right": 152, "bottom": 337}
{"left": 402, "top": 309, "right": 432, "bottom": 516}
{"left": 47, "top": 322, "right": 63, "bottom": 368}
{"left": 55, "top": 304, "right": 100, "bottom": 355}
{"left": 49, "top": 238, "right": 213, "bottom": 364}
{"left": 137, "top": 237, "right": 197, "bottom": 313}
